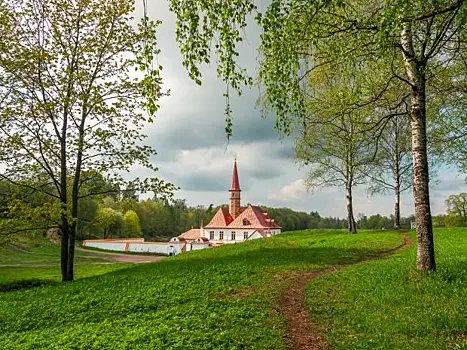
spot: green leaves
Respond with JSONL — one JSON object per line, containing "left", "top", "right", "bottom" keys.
{"left": 169, "top": 0, "right": 256, "bottom": 133}
{"left": 445, "top": 193, "right": 467, "bottom": 226}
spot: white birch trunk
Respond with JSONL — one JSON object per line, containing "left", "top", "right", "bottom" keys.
{"left": 401, "top": 23, "right": 436, "bottom": 271}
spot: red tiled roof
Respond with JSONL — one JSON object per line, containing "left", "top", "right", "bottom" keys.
{"left": 178, "top": 228, "right": 201, "bottom": 239}
{"left": 205, "top": 206, "right": 234, "bottom": 228}
{"left": 205, "top": 205, "right": 281, "bottom": 229}
{"left": 230, "top": 160, "right": 241, "bottom": 191}
{"left": 228, "top": 205, "right": 281, "bottom": 229}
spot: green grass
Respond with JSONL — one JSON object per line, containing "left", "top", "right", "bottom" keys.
{"left": 0, "top": 237, "right": 133, "bottom": 285}
{"left": 0, "top": 229, "right": 401, "bottom": 349}
{"left": 305, "top": 227, "right": 467, "bottom": 349}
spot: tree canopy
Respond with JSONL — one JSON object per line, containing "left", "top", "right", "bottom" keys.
{"left": 168, "top": 0, "right": 467, "bottom": 271}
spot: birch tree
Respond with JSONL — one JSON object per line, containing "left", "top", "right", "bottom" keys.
{"left": 368, "top": 115, "right": 413, "bottom": 229}
{"left": 295, "top": 65, "right": 374, "bottom": 233}
{"left": 0, "top": 0, "right": 175, "bottom": 281}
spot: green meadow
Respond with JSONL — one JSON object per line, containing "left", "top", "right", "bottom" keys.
{"left": 306, "top": 228, "right": 467, "bottom": 349}
{"left": 0, "top": 237, "right": 132, "bottom": 287}
{"left": 0, "top": 228, "right": 466, "bottom": 349}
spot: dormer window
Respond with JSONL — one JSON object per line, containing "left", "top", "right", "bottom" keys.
{"left": 243, "top": 218, "right": 250, "bottom": 226}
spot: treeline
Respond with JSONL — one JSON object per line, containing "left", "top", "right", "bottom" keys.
{"left": 432, "top": 193, "right": 467, "bottom": 228}
{"left": 264, "top": 207, "right": 417, "bottom": 231}
{"left": 2, "top": 172, "right": 461, "bottom": 242}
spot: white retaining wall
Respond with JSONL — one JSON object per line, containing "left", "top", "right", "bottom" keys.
{"left": 83, "top": 239, "right": 174, "bottom": 255}
{"left": 128, "top": 243, "right": 168, "bottom": 254}
{"left": 191, "top": 243, "right": 211, "bottom": 251}
{"left": 84, "top": 241, "right": 127, "bottom": 251}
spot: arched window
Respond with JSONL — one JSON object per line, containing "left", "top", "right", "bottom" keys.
{"left": 243, "top": 218, "right": 250, "bottom": 226}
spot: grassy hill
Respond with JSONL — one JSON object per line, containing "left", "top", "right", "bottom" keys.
{"left": 0, "top": 236, "right": 133, "bottom": 287}
{"left": 0, "top": 228, "right": 466, "bottom": 349}
{"left": 306, "top": 227, "right": 467, "bottom": 349}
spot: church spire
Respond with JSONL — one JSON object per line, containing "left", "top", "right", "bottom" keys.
{"left": 229, "top": 159, "right": 241, "bottom": 218}
{"left": 230, "top": 158, "right": 241, "bottom": 191}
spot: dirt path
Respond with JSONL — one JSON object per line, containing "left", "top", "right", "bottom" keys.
{"left": 281, "top": 233, "right": 413, "bottom": 350}
{"left": 76, "top": 247, "right": 166, "bottom": 263}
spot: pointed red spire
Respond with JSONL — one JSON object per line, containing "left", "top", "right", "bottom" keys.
{"left": 230, "top": 159, "right": 241, "bottom": 191}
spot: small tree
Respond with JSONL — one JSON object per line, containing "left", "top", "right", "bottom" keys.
{"left": 367, "top": 116, "right": 413, "bottom": 229}
{"left": 122, "top": 210, "right": 142, "bottom": 238}
{"left": 445, "top": 193, "right": 467, "bottom": 226}
{"left": 295, "top": 65, "right": 374, "bottom": 233}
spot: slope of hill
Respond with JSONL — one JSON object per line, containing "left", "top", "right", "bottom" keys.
{"left": 306, "top": 227, "right": 467, "bottom": 349}
{"left": 0, "top": 230, "right": 402, "bottom": 349}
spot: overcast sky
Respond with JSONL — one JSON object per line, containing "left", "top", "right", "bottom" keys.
{"left": 132, "top": 1, "right": 467, "bottom": 218}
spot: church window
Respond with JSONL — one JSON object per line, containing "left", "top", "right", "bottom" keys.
{"left": 219, "top": 231, "right": 224, "bottom": 240}
{"left": 243, "top": 218, "right": 250, "bottom": 225}
{"left": 244, "top": 232, "right": 249, "bottom": 240}
{"left": 231, "top": 232, "right": 236, "bottom": 241}
{"left": 209, "top": 231, "right": 214, "bottom": 240}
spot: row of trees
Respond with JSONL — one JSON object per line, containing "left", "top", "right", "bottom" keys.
{"left": 82, "top": 195, "right": 429, "bottom": 240}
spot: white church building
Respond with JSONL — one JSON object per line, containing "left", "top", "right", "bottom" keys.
{"left": 177, "top": 160, "right": 282, "bottom": 247}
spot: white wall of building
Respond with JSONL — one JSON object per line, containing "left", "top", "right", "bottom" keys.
{"left": 204, "top": 228, "right": 281, "bottom": 244}
{"left": 85, "top": 241, "right": 127, "bottom": 251}
{"left": 205, "top": 228, "right": 256, "bottom": 243}
{"left": 191, "top": 243, "right": 211, "bottom": 251}
{"left": 249, "top": 231, "right": 264, "bottom": 240}
{"left": 128, "top": 243, "right": 168, "bottom": 254}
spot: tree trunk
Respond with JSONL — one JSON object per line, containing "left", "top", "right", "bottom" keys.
{"left": 394, "top": 189, "right": 401, "bottom": 230}
{"left": 393, "top": 121, "right": 401, "bottom": 230}
{"left": 393, "top": 155, "right": 401, "bottom": 230}
{"left": 401, "top": 23, "right": 436, "bottom": 271}
{"left": 60, "top": 221, "right": 74, "bottom": 281}
{"left": 346, "top": 184, "right": 357, "bottom": 233}
{"left": 60, "top": 225, "right": 69, "bottom": 281}
{"left": 66, "top": 223, "right": 76, "bottom": 281}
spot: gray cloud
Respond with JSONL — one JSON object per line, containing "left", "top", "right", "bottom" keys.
{"left": 431, "top": 172, "right": 466, "bottom": 193}
{"left": 133, "top": 1, "right": 467, "bottom": 219}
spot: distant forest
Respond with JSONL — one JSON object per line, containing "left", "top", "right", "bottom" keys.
{"left": 0, "top": 176, "right": 417, "bottom": 243}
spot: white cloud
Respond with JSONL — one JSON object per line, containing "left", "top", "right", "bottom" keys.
{"left": 268, "top": 179, "right": 308, "bottom": 201}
